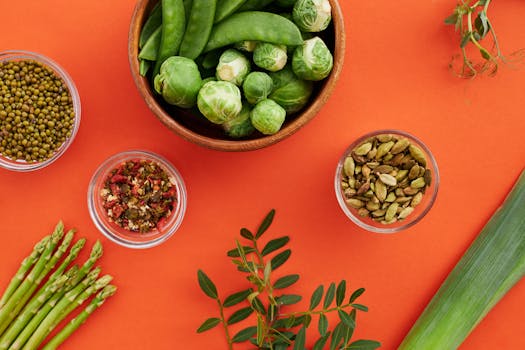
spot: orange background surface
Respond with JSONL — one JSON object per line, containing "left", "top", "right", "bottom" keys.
{"left": 1, "top": 0, "right": 524, "bottom": 349}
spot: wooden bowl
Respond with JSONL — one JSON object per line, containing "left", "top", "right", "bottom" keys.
{"left": 128, "top": 0, "right": 345, "bottom": 151}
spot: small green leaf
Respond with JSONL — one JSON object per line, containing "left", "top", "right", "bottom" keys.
{"left": 323, "top": 282, "right": 336, "bottom": 309}
{"left": 309, "top": 285, "right": 324, "bottom": 310}
{"left": 256, "top": 313, "right": 265, "bottom": 346}
{"left": 227, "top": 246, "right": 255, "bottom": 257}
{"left": 460, "top": 32, "right": 471, "bottom": 48}
{"left": 197, "top": 270, "right": 218, "bottom": 299}
{"left": 274, "top": 274, "right": 300, "bottom": 289}
{"left": 223, "top": 289, "right": 252, "bottom": 307}
{"left": 352, "top": 303, "right": 369, "bottom": 312}
{"left": 349, "top": 288, "right": 365, "bottom": 303}
{"left": 270, "top": 249, "right": 291, "bottom": 270}
{"left": 293, "top": 327, "right": 306, "bottom": 350}
{"left": 264, "top": 262, "right": 272, "bottom": 284}
{"left": 251, "top": 296, "right": 266, "bottom": 314}
{"left": 232, "top": 326, "right": 258, "bottom": 343}
{"left": 318, "top": 313, "right": 328, "bottom": 336}
{"left": 347, "top": 339, "right": 382, "bottom": 350}
{"left": 285, "top": 316, "right": 296, "bottom": 328}
{"left": 227, "top": 307, "right": 254, "bottom": 325}
{"left": 480, "top": 48, "right": 491, "bottom": 60}
{"left": 329, "top": 322, "right": 345, "bottom": 350}
{"left": 261, "top": 236, "right": 290, "bottom": 256}
{"left": 444, "top": 13, "right": 458, "bottom": 25}
{"left": 336, "top": 280, "right": 346, "bottom": 306}
{"left": 302, "top": 314, "right": 312, "bottom": 327}
{"left": 196, "top": 317, "right": 221, "bottom": 333}
{"left": 256, "top": 209, "right": 275, "bottom": 238}
{"left": 343, "top": 310, "right": 356, "bottom": 344}
{"left": 338, "top": 309, "right": 356, "bottom": 329}
{"left": 277, "top": 294, "right": 302, "bottom": 305}
{"left": 240, "top": 228, "right": 254, "bottom": 240}
{"left": 313, "top": 333, "right": 331, "bottom": 350}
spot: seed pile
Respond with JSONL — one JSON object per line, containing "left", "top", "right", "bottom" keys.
{"left": 0, "top": 59, "right": 75, "bottom": 162}
{"left": 341, "top": 134, "right": 432, "bottom": 224}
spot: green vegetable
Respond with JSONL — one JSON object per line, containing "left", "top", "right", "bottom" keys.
{"left": 201, "top": 50, "right": 222, "bottom": 70}
{"left": 183, "top": 0, "right": 193, "bottom": 19}
{"left": 253, "top": 42, "right": 288, "bottom": 72}
{"left": 399, "top": 168, "right": 525, "bottom": 350}
{"left": 234, "top": 40, "right": 258, "bottom": 53}
{"left": 250, "top": 99, "right": 286, "bottom": 135}
{"left": 139, "top": 2, "right": 162, "bottom": 48}
{"left": 292, "top": 36, "right": 333, "bottom": 81}
{"left": 197, "top": 81, "right": 242, "bottom": 124}
{"left": 269, "top": 65, "right": 313, "bottom": 113}
{"left": 154, "top": 56, "right": 202, "bottom": 108}
{"left": 222, "top": 103, "right": 255, "bottom": 138}
{"left": 196, "top": 210, "right": 381, "bottom": 350}
{"left": 214, "top": 0, "right": 247, "bottom": 23}
{"left": 41, "top": 285, "right": 117, "bottom": 350}
{"left": 138, "top": 26, "right": 161, "bottom": 61}
{"left": 216, "top": 49, "right": 251, "bottom": 86}
{"left": 243, "top": 72, "right": 273, "bottom": 105}
{"left": 179, "top": 0, "right": 217, "bottom": 59}
{"left": 139, "top": 60, "right": 152, "bottom": 76}
{"left": 292, "top": 0, "right": 332, "bottom": 32}
{"left": 152, "top": 0, "right": 186, "bottom": 78}
{"left": 204, "top": 11, "right": 303, "bottom": 52}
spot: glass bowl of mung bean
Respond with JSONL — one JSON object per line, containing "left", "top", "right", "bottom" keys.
{"left": 335, "top": 130, "right": 440, "bottom": 233}
{"left": 87, "top": 150, "right": 187, "bottom": 249}
{"left": 0, "top": 50, "right": 81, "bottom": 172}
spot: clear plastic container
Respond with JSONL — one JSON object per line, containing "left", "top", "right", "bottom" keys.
{"left": 0, "top": 50, "right": 81, "bottom": 171}
{"left": 335, "top": 130, "right": 439, "bottom": 233}
{"left": 87, "top": 150, "right": 187, "bottom": 248}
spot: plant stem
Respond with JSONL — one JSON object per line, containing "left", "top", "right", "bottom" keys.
{"left": 217, "top": 300, "right": 233, "bottom": 350}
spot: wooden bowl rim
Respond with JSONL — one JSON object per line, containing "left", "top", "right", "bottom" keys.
{"left": 128, "top": 0, "right": 346, "bottom": 152}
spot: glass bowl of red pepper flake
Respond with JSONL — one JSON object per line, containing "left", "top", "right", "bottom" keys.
{"left": 87, "top": 150, "right": 187, "bottom": 248}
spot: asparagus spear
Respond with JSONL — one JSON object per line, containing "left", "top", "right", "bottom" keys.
{"left": 20, "top": 268, "right": 101, "bottom": 350}
{"left": 69, "top": 241, "right": 103, "bottom": 288}
{"left": 41, "top": 285, "right": 117, "bottom": 350}
{"left": 0, "top": 223, "right": 64, "bottom": 334}
{"left": 0, "top": 236, "right": 49, "bottom": 309}
{"left": 8, "top": 266, "right": 80, "bottom": 350}
{"left": 0, "top": 275, "right": 69, "bottom": 350}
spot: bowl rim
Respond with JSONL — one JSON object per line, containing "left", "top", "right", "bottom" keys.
{"left": 334, "top": 129, "right": 440, "bottom": 234}
{"left": 128, "top": 0, "right": 346, "bottom": 151}
{"left": 0, "top": 50, "right": 81, "bottom": 171}
{"left": 87, "top": 149, "right": 187, "bottom": 249}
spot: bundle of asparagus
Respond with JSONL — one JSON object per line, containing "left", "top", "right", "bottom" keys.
{"left": 0, "top": 222, "right": 117, "bottom": 349}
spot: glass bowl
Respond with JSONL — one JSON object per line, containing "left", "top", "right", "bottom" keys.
{"left": 87, "top": 150, "right": 187, "bottom": 248}
{"left": 0, "top": 50, "right": 81, "bottom": 171}
{"left": 334, "top": 130, "right": 439, "bottom": 233}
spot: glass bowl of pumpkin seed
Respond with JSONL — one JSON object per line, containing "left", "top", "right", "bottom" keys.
{"left": 0, "top": 50, "right": 81, "bottom": 171}
{"left": 335, "top": 130, "right": 439, "bottom": 233}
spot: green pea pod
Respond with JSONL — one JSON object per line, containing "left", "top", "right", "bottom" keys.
{"left": 139, "top": 2, "right": 162, "bottom": 48}
{"left": 138, "top": 25, "right": 161, "bottom": 61}
{"left": 214, "top": 0, "right": 247, "bottom": 23}
{"left": 238, "top": 0, "right": 276, "bottom": 11}
{"left": 179, "top": 0, "right": 217, "bottom": 59}
{"left": 152, "top": 0, "right": 186, "bottom": 78}
{"left": 204, "top": 11, "right": 303, "bottom": 52}
{"left": 139, "top": 60, "right": 152, "bottom": 77}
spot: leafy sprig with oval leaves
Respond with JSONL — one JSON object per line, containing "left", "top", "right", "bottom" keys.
{"left": 196, "top": 210, "right": 380, "bottom": 350}
{"left": 445, "top": 0, "right": 524, "bottom": 78}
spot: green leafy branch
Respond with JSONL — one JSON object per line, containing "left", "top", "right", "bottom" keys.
{"left": 445, "top": 0, "right": 524, "bottom": 78}
{"left": 196, "top": 210, "right": 380, "bottom": 350}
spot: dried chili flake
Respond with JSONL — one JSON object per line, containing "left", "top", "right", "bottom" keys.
{"left": 100, "top": 159, "right": 177, "bottom": 233}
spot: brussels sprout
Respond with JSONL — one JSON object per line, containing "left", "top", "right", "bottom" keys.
{"left": 216, "top": 49, "right": 251, "bottom": 86}
{"left": 222, "top": 103, "right": 255, "bottom": 138}
{"left": 292, "top": 36, "right": 333, "bottom": 81}
{"left": 253, "top": 43, "right": 288, "bottom": 72}
{"left": 201, "top": 77, "right": 216, "bottom": 86}
{"left": 243, "top": 72, "right": 274, "bottom": 105}
{"left": 154, "top": 56, "right": 202, "bottom": 108}
{"left": 234, "top": 40, "right": 258, "bottom": 53}
{"left": 269, "top": 65, "right": 313, "bottom": 114}
{"left": 197, "top": 81, "right": 242, "bottom": 124}
{"left": 250, "top": 99, "right": 286, "bottom": 135}
{"left": 293, "top": 0, "right": 332, "bottom": 32}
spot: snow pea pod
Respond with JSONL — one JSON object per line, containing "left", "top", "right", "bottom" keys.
{"left": 152, "top": 0, "right": 186, "bottom": 78}
{"left": 204, "top": 11, "right": 303, "bottom": 52}
{"left": 139, "top": 60, "right": 152, "bottom": 77}
{"left": 238, "top": 0, "right": 276, "bottom": 11}
{"left": 139, "top": 2, "right": 162, "bottom": 48}
{"left": 214, "top": 0, "right": 247, "bottom": 23}
{"left": 138, "top": 25, "right": 161, "bottom": 61}
{"left": 179, "top": 0, "right": 217, "bottom": 59}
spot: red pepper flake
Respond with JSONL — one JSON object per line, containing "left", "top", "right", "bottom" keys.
{"left": 100, "top": 159, "right": 177, "bottom": 233}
